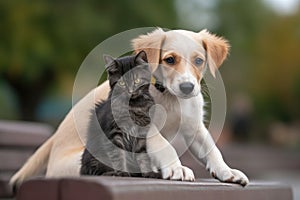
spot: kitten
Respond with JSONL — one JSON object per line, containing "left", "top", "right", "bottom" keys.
{"left": 80, "top": 51, "right": 160, "bottom": 178}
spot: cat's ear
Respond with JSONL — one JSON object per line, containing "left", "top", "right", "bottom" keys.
{"left": 103, "top": 54, "right": 118, "bottom": 77}
{"left": 134, "top": 50, "right": 148, "bottom": 65}
{"left": 103, "top": 54, "right": 115, "bottom": 67}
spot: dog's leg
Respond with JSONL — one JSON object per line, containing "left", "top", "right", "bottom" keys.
{"left": 147, "top": 126, "right": 195, "bottom": 181}
{"left": 185, "top": 123, "right": 249, "bottom": 186}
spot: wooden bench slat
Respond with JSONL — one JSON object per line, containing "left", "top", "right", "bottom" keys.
{"left": 0, "top": 150, "right": 33, "bottom": 171}
{"left": 0, "top": 120, "right": 53, "bottom": 147}
{"left": 16, "top": 177, "right": 293, "bottom": 200}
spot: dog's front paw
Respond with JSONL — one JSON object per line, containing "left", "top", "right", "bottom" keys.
{"left": 161, "top": 164, "right": 195, "bottom": 181}
{"left": 211, "top": 168, "right": 249, "bottom": 186}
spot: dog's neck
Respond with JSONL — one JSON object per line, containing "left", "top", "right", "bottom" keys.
{"left": 151, "top": 76, "right": 166, "bottom": 93}
{"left": 149, "top": 82, "right": 179, "bottom": 111}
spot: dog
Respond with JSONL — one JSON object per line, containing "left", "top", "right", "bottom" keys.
{"left": 10, "top": 28, "right": 249, "bottom": 188}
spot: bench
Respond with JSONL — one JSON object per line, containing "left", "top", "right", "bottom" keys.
{"left": 0, "top": 120, "right": 53, "bottom": 198}
{"left": 16, "top": 177, "right": 293, "bottom": 200}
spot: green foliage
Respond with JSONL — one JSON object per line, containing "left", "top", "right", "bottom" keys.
{"left": 212, "top": 0, "right": 300, "bottom": 123}
{"left": 0, "top": 0, "right": 177, "bottom": 121}
{"left": 251, "top": 11, "right": 300, "bottom": 121}
{"left": 0, "top": 0, "right": 177, "bottom": 79}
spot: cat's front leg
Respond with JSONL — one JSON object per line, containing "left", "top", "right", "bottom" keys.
{"left": 106, "top": 137, "right": 130, "bottom": 176}
{"left": 147, "top": 128, "right": 195, "bottom": 181}
{"left": 135, "top": 150, "right": 161, "bottom": 178}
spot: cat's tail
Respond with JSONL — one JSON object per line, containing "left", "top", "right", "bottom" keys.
{"left": 9, "top": 134, "right": 54, "bottom": 190}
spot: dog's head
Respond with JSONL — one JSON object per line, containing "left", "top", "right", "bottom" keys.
{"left": 132, "top": 28, "right": 229, "bottom": 98}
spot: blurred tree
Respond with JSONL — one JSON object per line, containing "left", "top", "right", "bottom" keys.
{"left": 213, "top": 0, "right": 274, "bottom": 94}
{"left": 200, "top": 0, "right": 300, "bottom": 137}
{"left": 0, "top": 0, "right": 177, "bottom": 121}
{"left": 252, "top": 10, "right": 300, "bottom": 121}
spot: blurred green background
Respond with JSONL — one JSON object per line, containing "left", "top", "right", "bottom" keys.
{"left": 0, "top": 0, "right": 300, "bottom": 147}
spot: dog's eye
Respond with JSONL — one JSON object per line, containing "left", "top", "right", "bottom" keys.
{"left": 164, "top": 57, "right": 175, "bottom": 65}
{"left": 195, "top": 58, "right": 204, "bottom": 66}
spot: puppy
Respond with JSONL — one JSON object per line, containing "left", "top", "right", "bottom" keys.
{"left": 10, "top": 28, "right": 249, "bottom": 188}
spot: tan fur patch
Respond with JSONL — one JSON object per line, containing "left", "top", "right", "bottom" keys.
{"left": 63, "top": 146, "right": 85, "bottom": 157}
{"left": 199, "top": 30, "right": 230, "bottom": 77}
{"left": 131, "top": 29, "right": 166, "bottom": 72}
{"left": 190, "top": 65, "right": 202, "bottom": 81}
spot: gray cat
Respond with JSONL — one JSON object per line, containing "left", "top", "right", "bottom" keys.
{"left": 80, "top": 51, "right": 160, "bottom": 178}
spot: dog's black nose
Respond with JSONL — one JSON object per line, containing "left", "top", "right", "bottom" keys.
{"left": 179, "top": 82, "right": 194, "bottom": 94}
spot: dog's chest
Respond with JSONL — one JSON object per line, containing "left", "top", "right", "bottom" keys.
{"left": 151, "top": 90, "right": 204, "bottom": 139}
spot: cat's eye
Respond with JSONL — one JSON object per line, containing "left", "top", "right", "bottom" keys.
{"left": 134, "top": 78, "right": 141, "bottom": 84}
{"left": 118, "top": 80, "right": 125, "bottom": 86}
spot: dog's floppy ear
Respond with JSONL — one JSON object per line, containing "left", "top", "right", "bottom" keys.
{"left": 131, "top": 28, "right": 166, "bottom": 72}
{"left": 199, "top": 29, "right": 230, "bottom": 77}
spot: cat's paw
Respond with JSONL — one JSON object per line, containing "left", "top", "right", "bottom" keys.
{"left": 210, "top": 168, "right": 249, "bottom": 186}
{"left": 161, "top": 165, "right": 195, "bottom": 181}
{"left": 102, "top": 171, "right": 131, "bottom": 177}
{"left": 142, "top": 171, "right": 162, "bottom": 179}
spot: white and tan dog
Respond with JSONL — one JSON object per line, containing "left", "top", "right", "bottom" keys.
{"left": 10, "top": 28, "right": 249, "bottom": 187}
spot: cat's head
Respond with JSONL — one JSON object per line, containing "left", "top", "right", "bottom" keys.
{"left": 103, "top": 51, "right": 151, "bottom": 98}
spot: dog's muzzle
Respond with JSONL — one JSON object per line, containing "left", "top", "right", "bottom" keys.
{"left": 179, "top": 82, "right": 194, "bottom": 95}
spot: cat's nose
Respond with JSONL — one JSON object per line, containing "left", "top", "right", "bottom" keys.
{"left": 179, "top": 82, "right": 194, "bottom": 94}
{"left": 128, "top": 88, "right": 134, "bottom": 93}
